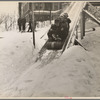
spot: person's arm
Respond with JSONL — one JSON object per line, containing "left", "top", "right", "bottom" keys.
{"left": 49, "top": 24, "right": 55, "bottom": 31}
{"left": 47, "top": 25, "right": 53, "bottom": 37}
{"left": 52, "top": 34, "right": 57, "bottom": 40}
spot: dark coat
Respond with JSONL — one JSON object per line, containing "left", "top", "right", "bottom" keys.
{"left": 18, "top": 18, "right": 22, "bottom": 25}
{"left": 58, "top": 17, "right": 71, "bottom": 40}
{"left": 48, "top": 24, "right": 60, "bottom": 41}
{"left": 22, "top": 18, "right": 26, "bottom": 25}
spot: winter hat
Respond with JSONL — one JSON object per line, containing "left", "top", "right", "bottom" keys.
{"left": 64, "top": 13, "right": 68, "bottom": 17}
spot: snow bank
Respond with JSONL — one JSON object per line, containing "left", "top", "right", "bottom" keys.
{"left": 81, "top": 26, "right": 100, "bottom": 96}
{"left": 31, "top": 46, "right": 96, "bottom": 97}
{"left": 0, "top": 31, "right": 34, "bottom": 90}
{"left": 0, "top": 25, "right": 50, "bottom": 96}
{"left": 0, "top": 20, "right": 99, "bottom": 97}
{"left": 1, "top": 45, "right": 96, "bottom": 97}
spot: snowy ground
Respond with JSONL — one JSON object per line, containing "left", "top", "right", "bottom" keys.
{"left": 0, "top": 20, "right": 100, "bottom": 97}
{"left": 0, "top": 26, "right": 50, "bottom": 96}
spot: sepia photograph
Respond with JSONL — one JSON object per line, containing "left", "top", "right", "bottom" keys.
{"left": 0, "top": 1, "right": 100, "bottom": 97}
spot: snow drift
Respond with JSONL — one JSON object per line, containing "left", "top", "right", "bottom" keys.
{"left": 0, "top": 20, "right": 99, "bottom": 97}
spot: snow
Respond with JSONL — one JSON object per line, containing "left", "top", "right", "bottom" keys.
{"left": 0, "top": 20, "right": 100, "bottom": 97}
{"left": 0, "top": 26, "right": 50, "bottom": 96}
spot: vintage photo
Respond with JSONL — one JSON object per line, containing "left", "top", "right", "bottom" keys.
{"left": 0, "top": 1, "right": 100, "bottom": 97}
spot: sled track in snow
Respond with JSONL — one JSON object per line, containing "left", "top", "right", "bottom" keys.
{"left": 40, "top": 51, "right": 58, "bottom": 67}
{"left": 35, "top": 49, "right": 62, "bottom": 68}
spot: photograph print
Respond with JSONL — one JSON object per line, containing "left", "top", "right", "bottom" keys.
{"left": 0, "top": 1, "right": 100, "bottom": 97}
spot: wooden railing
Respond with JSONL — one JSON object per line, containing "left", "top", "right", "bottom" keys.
{"left": 83, "top": 9, "right": 100, "bottom": 25}
{"left": 87, "top": 2, "right": 100, "bottom": 20}
{"left": 62, "top": 2, "right": 87, "bottom": 52}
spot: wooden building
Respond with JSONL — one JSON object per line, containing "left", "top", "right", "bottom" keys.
{"left": 19, "top": 2, "right": 70, "bottom": 22}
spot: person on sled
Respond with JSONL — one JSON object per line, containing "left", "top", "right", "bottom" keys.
{"left": 58, "top": 13, "right": 71, "bottom": 41}
{"left": 47, "top": 18, "right": 61, "bottom": 41}
{"left": 63, "top": 13, "right": 71, "bottom": 33}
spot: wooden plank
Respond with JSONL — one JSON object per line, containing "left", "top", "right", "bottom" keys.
{"left": 75, "top": 39, "right": 87, "bottom": 51}
{"left": 87, "top": 2, "right": 100, "bottom": 20}
{"left": 31, "top": 3, "right": 35, "bottom": 48}
{"left": 83, "top": 9, "right": 100, "bottom": 25}
{"left": 80, "top": 10, "right": 85, "bottom": 39}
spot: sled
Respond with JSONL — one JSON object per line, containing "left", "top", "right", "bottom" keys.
{"left": 46, "top": 41, "right": 64, "bottom": 50}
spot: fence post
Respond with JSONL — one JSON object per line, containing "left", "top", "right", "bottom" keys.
{"left": 80, "top": 10, "right": 85, "bottom": 39}
{"left": 31, "top": 3, "right": 35, "bottom": 48}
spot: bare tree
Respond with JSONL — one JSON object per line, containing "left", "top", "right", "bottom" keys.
{"left": 0, "top": 13, "right": 17, "bottom": 31}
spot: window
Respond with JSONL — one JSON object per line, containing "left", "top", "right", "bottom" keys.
{"left": 45, "top": 3, "right": 52, "bottom": 10}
